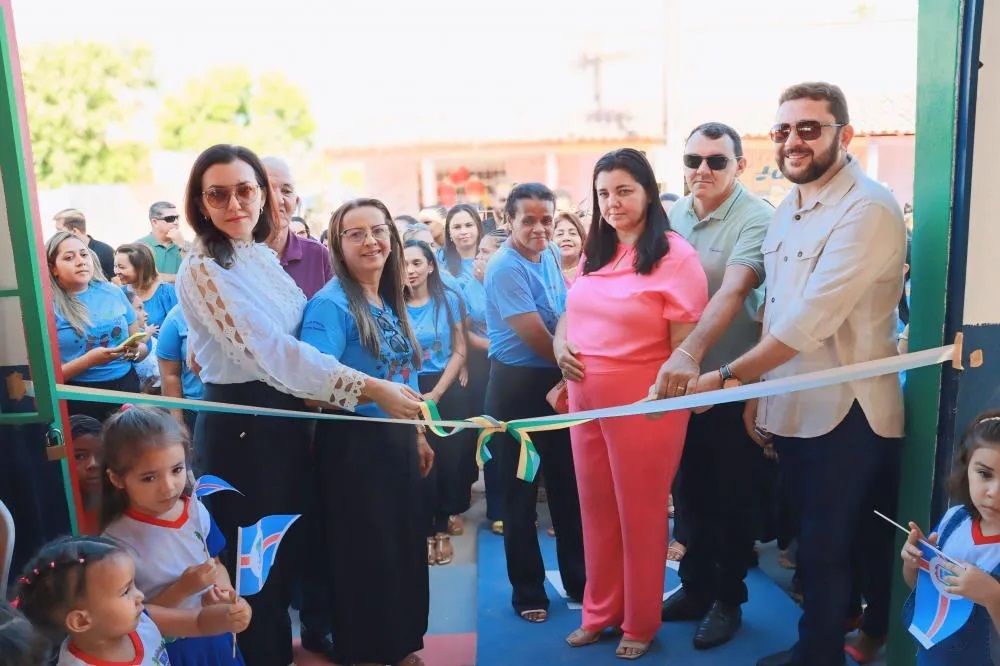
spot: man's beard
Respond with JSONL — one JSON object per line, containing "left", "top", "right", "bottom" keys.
{"left": 779, "top": 137, "right": 840, "bottom": 185}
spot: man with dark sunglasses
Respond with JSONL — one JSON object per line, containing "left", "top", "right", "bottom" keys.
{"left": 689, "top": 83, "right": 906, "bottom": 666}
{"left": 658, "top": 121, "right": 773, "bottom": 650}
{"left": 138, "top": 200, "right": 186, "bottom": 282}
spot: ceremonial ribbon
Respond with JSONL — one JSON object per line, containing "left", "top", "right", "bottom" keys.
{"left": 55, "top": 344, "right": 957, "bottom": 483}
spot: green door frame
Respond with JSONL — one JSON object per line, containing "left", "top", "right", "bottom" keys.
{"left": 0, "top": 0, "right": 82, "bottom": 533}
{"left": 886, "top": 0, "right": 965, "bottom": 663}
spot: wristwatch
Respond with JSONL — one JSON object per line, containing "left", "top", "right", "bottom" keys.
{"left": 719, "top": 363, "right": 742, "bottom": 389}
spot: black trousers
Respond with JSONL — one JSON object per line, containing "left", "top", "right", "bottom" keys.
{"left": 196, "top": 382, "right": 312, "bottom": 666}
{"left": 314, "top": 418, "right": 428, "bottom": 664}
{"left": 677, "top": 400, "right": 763, "bottom": 605}
{"left": 773, "top": 402, "right": 901, "bottom": 666}
{"left": 485, "top": 360, "right": 586, "bottom": 613}
{"left": 67, "top": 368, "right": 139, "bottom": 421}
{"left": 419, "top": 372, "right": 471, "bottom": 535}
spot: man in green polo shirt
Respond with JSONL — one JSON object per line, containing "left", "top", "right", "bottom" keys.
{"left": 138, "top": 201, "right": 186, "bottom": 282}
{"left": 657, "top": 122, "right": 773, "bottom": 649}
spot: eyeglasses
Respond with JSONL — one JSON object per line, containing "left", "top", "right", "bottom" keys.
{"left": 683, "top": 154, "right": 737, "bottom": 171}
{"left": 202, "top": 183, "right": 261, "bottom": 210}
{"left": 373, "top": 306, "right": 411, "bottom": 355}
{"left": 157, "top": 215, "right": 180, "bottom": 223}
{"left": 340, "top": 224, "right": 392, "bottom": 245}
{"left": 769, "top": 120, "right": 846, "bottom": 143}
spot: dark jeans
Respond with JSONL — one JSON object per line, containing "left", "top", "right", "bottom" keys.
{"left": 677, "top": 400, "right": 762, "bottom": 605}
{"left": 469, "top": 348, "right": 504, "bottom": 521}
{"left": 850, "top": 437, "right": 902, "bottom": 639}
{"left": 419, "top": 372, "right": 471, "bottom": 535}
{"left": 67, "top": 368, "right": 140, "bottom": 421}
{"left": 485, "top": 360, "right": 586, "bottom": 613}
{"left": 773, "top": 402, "right": 900, "bottom": 666}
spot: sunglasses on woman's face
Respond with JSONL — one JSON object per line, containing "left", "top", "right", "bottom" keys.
{"left": 683, "top": 154, "right": 736, "bottom": 171}
{"left": 202, "top": 182, "right": 261, "bottom": 210}
{"left": 769, "top": 120, "right": 846, "bottom": 143}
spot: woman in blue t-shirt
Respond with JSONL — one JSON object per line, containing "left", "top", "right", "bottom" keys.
{"left": 483, "top": 183, "right": 586, "bottom": 623}
{"left": 47, "top": 231, "right": 147, "bottom": 421}
{"left": 114, "top": 242, "right": 178, "bottom": 333}
{"left": 462, "top": 229, "right": 508, "bottom": 534}
{"left": 300, "top": 198, "right": 433, "bottom": 666}
{"left": 441, "top": 204, "right": 484, "bottom": 286}
{"left": 404, "top": 240, "right": 469, "bottom": 564}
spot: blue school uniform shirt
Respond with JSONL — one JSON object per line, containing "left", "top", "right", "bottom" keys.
{"left": 55, "top": 281, "right": 136, "bottom": 383}
{"left": 443, "top": 255, "right": 476, "bottom": 287}
{"left": 903, "top": 505, "right": 1000, "bottom": 665}
{"left": 407, "top": 289, "right": 463, "bottom": 375}
{"left": 462, "top": 277, "right": 487, "bottom": 336}
{"left": 156, "top": 304, "right": 204, "bottom": 400}
{"left": 484, "top": 243, "right": 566, "bottom": 368}
{"left": 126, "top": 282, "right": 177, "bottom": 331}
{"left": 300, "top": 278, "right": 419, "bottom": 417}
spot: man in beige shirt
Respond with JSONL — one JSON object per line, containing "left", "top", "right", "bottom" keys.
{"left": 691, "top": 83, "right": 906, "bottom": 666}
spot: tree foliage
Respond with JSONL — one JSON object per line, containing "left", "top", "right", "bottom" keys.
{"left": 158, "top": 67, "right": 316, "bottom": 156}
{"left": 21, "top": 42, "right": 156, "bottom": 188}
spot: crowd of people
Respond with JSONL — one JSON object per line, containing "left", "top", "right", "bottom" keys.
{"left": 3, "top": 80, "right": 997, "bottom": 666}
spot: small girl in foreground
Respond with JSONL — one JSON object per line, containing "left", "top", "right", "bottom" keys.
{"left": 14, "top": 535, "right": 248, "bottom": 665}
{"left": 902, "top": 412, "right": 1000, "bottom": 664}
{"left": 100, "top": 405, "right": 250, "bottom": 664}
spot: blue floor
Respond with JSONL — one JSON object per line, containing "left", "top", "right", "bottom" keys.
{"left": 476, "top": 525, "right": 808, "bottom": 665}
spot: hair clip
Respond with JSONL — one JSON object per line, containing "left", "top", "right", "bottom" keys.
{"left": 978, "top": 416, "right": 1000, "bottom": 424}
{"left": 10, "top": 598, "right": 19, "bottom": 609}
{"left": 120, "top": 404, "right": 135, "bottom": 412}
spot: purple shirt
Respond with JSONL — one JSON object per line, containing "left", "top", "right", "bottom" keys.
{"left": 280, "top": 230, "right": 333, "bottom": 299}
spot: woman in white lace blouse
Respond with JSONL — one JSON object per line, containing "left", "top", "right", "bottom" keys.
{"left": 175, "top": 144, "right": 423, "bottom": 666}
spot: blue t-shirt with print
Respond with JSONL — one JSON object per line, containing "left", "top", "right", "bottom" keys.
{"left": 143, "top": 282, "right": 178, "bottom": 331}
{"left": 301, "top": 278, "right": 419, "bottom": 417}
{"left": 462, "top": 277, "right": 487, "bottom": 336}
{"left": 484, "top": 243, "right": 566, "bottom": 368}
{"left": 156, "top": 305, "right": 204, "bottom": 400}
{"left": 56, "top": 281, "right": 136, "bottom": 383}
{"left": 407, "top": 289, "right": 463, "bottom": 375}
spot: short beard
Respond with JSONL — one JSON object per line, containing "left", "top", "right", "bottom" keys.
{"left": 779, "top": 133, "right": 841, "bottom": 185}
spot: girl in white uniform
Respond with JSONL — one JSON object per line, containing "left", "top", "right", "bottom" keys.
{"left": 100, "top": 406, "right": 250, "bottom": 665}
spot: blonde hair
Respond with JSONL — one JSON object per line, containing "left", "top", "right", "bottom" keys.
{"left": 46, "top": 231, "right": 107, "bottom": 336}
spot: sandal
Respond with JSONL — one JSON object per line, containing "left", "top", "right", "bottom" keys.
{"left": 491, "top": 520, "right": 504, "bottom": 535}
{"left": 426, "top": 537, "right": 437, "bottom": 566}
{"left": 666, "top": 540, "right": 686, "bottom": 561}
{"left": 447, "top": 515, "right": 464, "bottom": 536}
{"left": 777, "top": 549, "right": 796, "bottom": 569}
{"left": 616, "top": 638, "right": 650, "bottom": 660}
{"left": 435, "top": 534, "right": 453, "bottom": 565}
{"left": 519, "top": 609, "right": 548, "bottom": 623}
{"left": 565, "top": 628, "right": 601, "bottom": 647}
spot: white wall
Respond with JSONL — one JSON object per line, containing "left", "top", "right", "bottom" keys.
{"left": 963, "top": 0, "right": 1000, "bottom": 325}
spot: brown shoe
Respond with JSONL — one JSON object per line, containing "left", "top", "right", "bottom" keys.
{"left": 435, "top": 534, "right": 453, "bottom": 565}
{"left": 427, "top": 537, "right": 438, "bottom": 566}
{"left": 447, "top": 515, "right": 465, "bottom": 536}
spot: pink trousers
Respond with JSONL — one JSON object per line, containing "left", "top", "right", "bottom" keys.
{"left": 568, "top": 358, "right": 689, "bottom": 642}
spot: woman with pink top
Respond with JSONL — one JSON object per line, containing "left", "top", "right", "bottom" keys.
{"left": 554, "top": 148, "right": 708, "bottom": 659}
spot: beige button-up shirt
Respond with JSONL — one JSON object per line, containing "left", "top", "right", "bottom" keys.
{"left": 757, "top": 156, "right": 906, "bottom": 439}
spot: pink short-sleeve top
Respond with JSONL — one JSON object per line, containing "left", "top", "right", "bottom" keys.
{"left": 566, "top": 231, "right": 708, "bottom": 366}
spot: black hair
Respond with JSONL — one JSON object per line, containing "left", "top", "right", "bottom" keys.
{"left": 686, "top": 122, "right": 744, "bottom": 158}
{"left": 291, "top": 216, "right": 311, "bottom": 236}
{"left": 583, "top": 148, "right": 670, "bottom": 276}
{"left": 99, "top": 406, "right": 192, "bottom": 530}
{"left": 68, "top": 414, "right": 102, "bottom": 440}
{"left": 319, "top": 229, "right": 329, "bottom": 245}
{"left": 0, "top": 601, "right": 51, "bottom": 666}
{"left": 443, "top": 204, "right": 484, "bottom": 278}
{"left": 13, "top": 535, "right": 125, "bottom": 642}
{"left": 403, "top": 240, "right": 464, "bottom": 331}
{"left": 503, "top": 183, "right": 556, "bottom": 221}
{"left": 948, "top": 411, "right": 1000, "bottom": 519}
{"left": 184, "top": 144, "right": 277, "bottom": 269}
{"left": 394, "top": 215, "right": 419, "bottom": 227}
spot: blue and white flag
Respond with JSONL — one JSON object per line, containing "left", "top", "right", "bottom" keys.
{"left": 908, "top": 541, "right": 975, "bottom": 649}
{"left": 193, "top": 474, "right": 242, "bottom": 498}
{"left": 235, "top": 514, "right": 300, "bottom": 596}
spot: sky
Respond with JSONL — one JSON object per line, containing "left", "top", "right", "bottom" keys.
{"left": 10, "top": 0, "right": 918, "bottom": 148}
